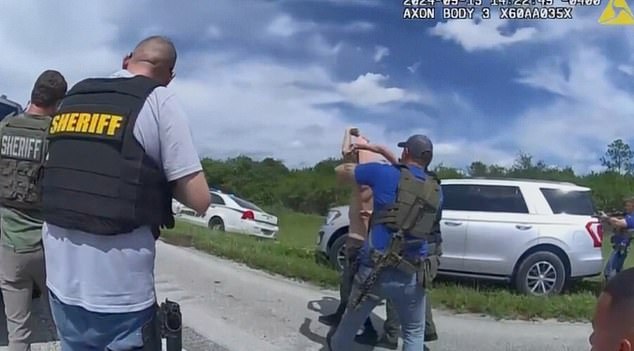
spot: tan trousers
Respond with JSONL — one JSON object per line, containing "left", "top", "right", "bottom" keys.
{"left": 0, "top": 245, "right": 49, "bottom": 351}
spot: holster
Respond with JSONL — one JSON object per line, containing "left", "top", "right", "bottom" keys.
{"left": 416, "top": 255, "right": 440, "bottom": 289}
{"left": 161, "top": 299, "right": 183, "bottom": 351}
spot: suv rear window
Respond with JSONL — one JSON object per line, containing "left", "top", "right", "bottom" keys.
{"left": 442, "top": 184, "right": 529, "bottom": 213}
{"left": 540, "top": 188, "right": 595, "bottom": 215}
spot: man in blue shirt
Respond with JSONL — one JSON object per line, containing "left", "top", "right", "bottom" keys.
{"left": 603, "top": 197, "right": 634, "bottom": 280}
{"left": 328, "top": 134, "right": 442, "bottom": 351}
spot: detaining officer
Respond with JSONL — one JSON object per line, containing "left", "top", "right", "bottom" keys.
{"left": 381, "top": 202, "right": 442, "bottom": 350}
{"left": 350, "top": 141, "right": 443, "bottom": 350}
{"left": 0, "top": 70, "right": 67, "bottom": 351}
{"left": 329, "top": 134, "right": 442, "bottom": 351}
{"left": 603, "top": 196, "right": 634, "bottom": 280}
{"left": 40, "top": 36, "right": 211, "bottom": 350}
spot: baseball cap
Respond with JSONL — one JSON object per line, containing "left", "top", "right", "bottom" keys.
{"left": 397, "top": 134, "right": 433, "bottom": 157}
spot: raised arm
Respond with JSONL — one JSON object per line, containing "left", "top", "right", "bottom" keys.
{"left": 341, "top": 127, "right": 355, "bottom": 156}
{"left": 353, "top": 142, "right": 399, "bottom": 165}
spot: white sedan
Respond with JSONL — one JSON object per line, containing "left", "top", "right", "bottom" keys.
{"left": 172, "top": 189, "right": 279, "bottom": 239}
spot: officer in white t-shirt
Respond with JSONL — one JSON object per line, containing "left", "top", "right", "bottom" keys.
{"left": 40, "top": 36, "right": 211, "bottom": 350}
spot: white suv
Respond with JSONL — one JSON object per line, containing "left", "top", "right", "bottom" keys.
{"left": 315, "top": 178, "right": 604, "bottom": 296}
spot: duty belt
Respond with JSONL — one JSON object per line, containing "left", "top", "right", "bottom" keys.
{"left": 369, "top": 241, "right": 439, "bottom": 273}
{"left": 369, "top": 249, "right": 422, "bottom": 275}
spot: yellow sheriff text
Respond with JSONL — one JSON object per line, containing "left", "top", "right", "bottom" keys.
{"left": 50, "top": 113, "right": 123, "bottom": 136}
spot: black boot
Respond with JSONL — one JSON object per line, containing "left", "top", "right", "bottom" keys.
{"left": 425, "top": 331, "right": 438, "bottom": 342}
{"left": 375, "top": 334, "right": 398, "bottom": 350}
{"left": 354, "top": 318, "right": 379, "bottom": 345}
{"left": 319, "top": 312, "right": 342, "bottom": 327}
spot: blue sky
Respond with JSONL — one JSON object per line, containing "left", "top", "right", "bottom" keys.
{"left": 1, "top": 0, "right": 633, "bottom": 174}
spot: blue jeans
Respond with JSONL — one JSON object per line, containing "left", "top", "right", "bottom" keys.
{"left": 604, "top": 247, "right": 628, "bottom": 280}
{"left": 330, "top": 265, "right": 426, "bottom": 351}
{"left": 48, "top": 291, "right": 158, "bottom": 351}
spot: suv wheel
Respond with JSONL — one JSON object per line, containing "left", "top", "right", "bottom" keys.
{"left": 514, "top": 251, "right": 566, "bottom": 296}
{"left": 329, "top": 235, "right": 347, "bottom": 272}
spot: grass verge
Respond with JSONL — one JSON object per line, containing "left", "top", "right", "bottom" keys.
{"left": 161, "top": 211, "right": 624, "bottom": 322}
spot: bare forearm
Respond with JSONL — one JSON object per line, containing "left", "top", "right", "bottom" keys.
{"left": 341, "top": 128, "right": 353, "bottom": 156}
{"left": 172, "top": 171, "right": 211, "bottom": 214}
{"left": 376, "top": 145, "right": 399, "bottom": 165}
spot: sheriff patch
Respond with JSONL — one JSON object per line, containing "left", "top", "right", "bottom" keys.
{"left": 50, "top": 112, "right": 124, "bottom": 137}
{"left": 1, "top": 134, "right": 44, "bottom": 161}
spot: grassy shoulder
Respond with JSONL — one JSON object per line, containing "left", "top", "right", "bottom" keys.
{"left": 161, "top": 211, "right": 619, "bottom": 322}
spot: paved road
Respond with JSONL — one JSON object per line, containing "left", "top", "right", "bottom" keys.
{"left": 154, "top": 241, "right": 593, "bottom": 351}
{"left": 0, "top": 241, "right": 593, "bottom": 350}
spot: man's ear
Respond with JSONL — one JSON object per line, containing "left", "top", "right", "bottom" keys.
{"left": 619, "top": 338, "right": 632, "bottom": 351}
{"left": 122, "top": 52, "right": 132, "bottom": 69}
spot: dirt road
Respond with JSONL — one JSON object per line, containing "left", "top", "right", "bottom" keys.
{"left": 0, "top": 241, "right": 592, "bottom": 350}
{"left": 154, "top": 241, "right": 592, "bottom": 351}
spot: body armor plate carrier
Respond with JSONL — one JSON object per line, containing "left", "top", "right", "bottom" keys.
{"left": 0, "top": 114, "right": 51, "bottom": 211}
{"left": 41, "top": 75, "right": 175, "bottom": 235}
{"left": 350, "top": 165, "right": 441, "bottom": 309}
{"left": 371, "top": 164, "right": 441, "bottom": 241}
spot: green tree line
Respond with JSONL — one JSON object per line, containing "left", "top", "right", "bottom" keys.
{"left": 201, "top": 139, "right": 634, "bottom": 215}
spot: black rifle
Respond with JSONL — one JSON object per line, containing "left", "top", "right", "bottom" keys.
{"left": 160, "top": 299, "right": 182, "bottom": 351}
{"left": 593, "top": 210, "right": 625, "bottom": 219}
{"left": 349, "top": 230, "right": 406, "bottom": 310}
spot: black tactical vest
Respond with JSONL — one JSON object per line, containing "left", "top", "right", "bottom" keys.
{"left": 41, "top": 75, "right": 175, "bottom": 235}
{"left": 0, "top": 113, "right": 51, "bottom": 211}
{"left": 371, "top": 164, "right": 441, "bottom": 241}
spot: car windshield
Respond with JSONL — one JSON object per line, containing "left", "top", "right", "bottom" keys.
{"left": 230, "top": 195, "right": 264, "bottom": 212}
{"left": 540, "top": 188, "right": 596, "bottom": 216}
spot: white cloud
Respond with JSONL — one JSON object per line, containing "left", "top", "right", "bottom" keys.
{"left": 502, "top": 47, "right": 634, "bottom": 173}
{"left": 0, "top": 0, "right": 434, "bottom": 169}
{"left": 373, "top": 46, "right": 390, "bottom": 62}
{"left": 0, "top": 0, "right": 125, "bottom": 101}
{"left": 429, "top": 9, "right": 603, "bottom": 53}
{"left": 407, "top": 61, "right": 421, "bottom": 73}
{"left": 342, "top": 21, "right": 375, "bottom": 32}
{"left": 266, "top": 14, "right": 314, "bottom": 37}
{"left": 205, "top": 26, "right": 222, "bottom": 40}
{"left": 618, "top": 64, "right": 634, "bottom": 76}
{"left": 265, "top": 14, "right": 373, "bottom": 38}
{"left": 336, "top": 73, "right": 427, "bottom": 107}
{"left": 429, "top": 17, "right": 537, "bottom": 51}
{"left": 432, "top": 139, "right": 517, "bottom": 170}
{"left": 4, "top": 0, "right": 626, "bottom": 175}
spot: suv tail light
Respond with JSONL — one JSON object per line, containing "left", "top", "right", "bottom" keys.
{"left": 241, "top": 210, "right": 255, "bottom": 220}
{"left": 585, "top": 220, "right": 603, "bottom": 248}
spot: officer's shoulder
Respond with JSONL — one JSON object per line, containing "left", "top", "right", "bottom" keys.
{"left": 148, "top": 85, "right": 180, "bottom": 106}
{"left": 0, "top": 112, "right": 22, "bottom": 126}
{"left": 425, "top": 170, "right": 441, "bottom": 184}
